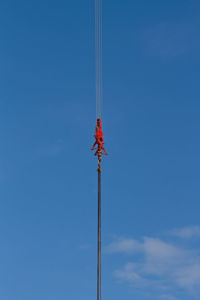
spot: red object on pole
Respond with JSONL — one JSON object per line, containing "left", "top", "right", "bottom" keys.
{"left": 91, "top": 118, "right": 107, "bottom": 163}
{"left": 91, "top": 117, "right": 107, "bottom": 300}
{"left": 92, "top": 0, "right": 106, "bottom": 298}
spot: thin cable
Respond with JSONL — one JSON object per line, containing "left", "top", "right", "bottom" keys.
{"left": 95, "top": 0, "right": 103, "bottom": 119}
{"left": 100, "top": 0, "right": 103, "bottom": 118}
{"left": 100, "top": 0, "right": 102, "bottom": 118}
{"left": 95, "top": 0, "right": 98, "bottom": 118}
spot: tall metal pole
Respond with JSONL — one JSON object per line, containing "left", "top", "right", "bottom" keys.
{"left": 91, "top": 1, "right": 107, "bottom": 299}
{"left": 97, "top": 161, "right": 101, "bottom": 300}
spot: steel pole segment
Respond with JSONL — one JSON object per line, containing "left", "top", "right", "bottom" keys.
{"left": 97, "top": 164, "right": 101, "bottom": 300}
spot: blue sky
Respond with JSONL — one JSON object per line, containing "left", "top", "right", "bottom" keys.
{"left": 1, "top": 0, "right": 200, "bottom": 299}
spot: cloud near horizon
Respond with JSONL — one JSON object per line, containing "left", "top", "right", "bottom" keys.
{"left": 105, "top": 226, "right": 200, "bottom": 299}
{"left": 170, "top": 226, "right": 200, "bottom": 239}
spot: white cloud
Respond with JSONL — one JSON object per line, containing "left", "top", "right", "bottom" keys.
{"left": 104, "top": 238, "right": 142, "bottom": 254}
{"left": 171, "top": 226, "right": 200, "bottom": 239}
{"left": 142, "top": 238, "right": 185, "bottom": 276}
{"left": 174, "top": 260, "right": 200, "bottom": 291}
{"left": 106, "top": 229, "right": 200, "bottom": 299}
{"left": 114, "top": 263, "right": 149, "bottom": 288}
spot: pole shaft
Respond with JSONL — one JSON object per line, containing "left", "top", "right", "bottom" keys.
{"left": 97, "top": 166, "right": 101, "bottom": 300}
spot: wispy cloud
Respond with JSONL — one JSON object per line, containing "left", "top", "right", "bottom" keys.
{"left": 106, "top": 227, "right": 200, "bottom": 299}
{"left": 160, "top": 294, "right": 177, "bottom": 300}
{"left": 104, "top": 238, "right": 141, "bottom": 254}
{"left": 170, "top": 226, "right": 200, "bottom": 239}
{"left": 114, "top": 263, "right": 149, "bottom": 288}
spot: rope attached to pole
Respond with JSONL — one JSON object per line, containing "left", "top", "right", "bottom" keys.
{"left": 95, "top": 0, "right": 102, "bottom": 119}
